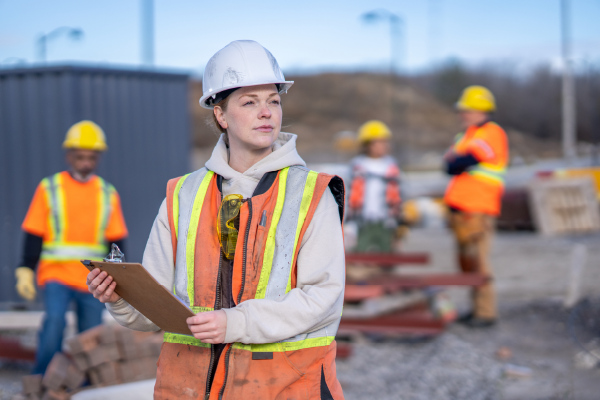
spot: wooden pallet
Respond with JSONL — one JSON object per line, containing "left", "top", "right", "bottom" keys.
{"left": 528, "top": 177, "right": 600, "bottom": 235}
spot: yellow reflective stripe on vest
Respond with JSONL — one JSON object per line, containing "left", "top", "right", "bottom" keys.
{"left": 468, "top": 162, "right": 506, "bottom": 185}
{"left": 43, "top": 173, "right": 67, "bottom": 243}
{"left": 255, "top": 167, "right": 290, "bottom": 300}
{"left": 163, "top": 332, "right": 211, "bottom": 348}
{"left": 232, "top": 336, "right": 335, "bottom": 352}
{"left": 186, "top": 171, "right": 214, "bottom": 308}
{"left": 172, "top": 173, "right": 191, "bottom": 240}
{"left": 285, "top": 170, "right": 318, "bottom": 293}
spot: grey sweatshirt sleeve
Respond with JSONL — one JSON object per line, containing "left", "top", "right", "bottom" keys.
{"left": 223, "top": 187, "right": 345, "bottom": 344}
{"left": 105, "top": 199, "right": 175, "bottom": 332}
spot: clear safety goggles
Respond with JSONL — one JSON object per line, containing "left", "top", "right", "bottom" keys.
{"left": 217, "top": 194, "right": 243, "bottom": 260}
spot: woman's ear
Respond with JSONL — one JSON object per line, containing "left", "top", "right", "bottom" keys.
{"left": 214, "top": 106, "right": 228, "bottom": 130}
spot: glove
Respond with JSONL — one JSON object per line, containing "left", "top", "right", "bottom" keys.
{"left": 15, "top": 267, "right": 36, "bottom": 301}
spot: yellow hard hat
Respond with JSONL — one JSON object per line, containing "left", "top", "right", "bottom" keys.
{"left": 456, "top": 85, "right": 496, "bottom": 112}
{"left": 357, "top": 120, "right": 391, "bottom": 144}
{"left": 63, "top": 120, "right": 107, "bottom": 151}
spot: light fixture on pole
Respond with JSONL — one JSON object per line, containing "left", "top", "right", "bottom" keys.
{"left": 36, "top": 27, "right": 84, "bottom": 63}
{"left": 361, "top": 9, "right": 403, "bottom": 75}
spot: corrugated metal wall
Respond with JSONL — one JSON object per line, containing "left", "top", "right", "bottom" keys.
{"left": 0, "top": 65, "right": 190, "bottom": 304}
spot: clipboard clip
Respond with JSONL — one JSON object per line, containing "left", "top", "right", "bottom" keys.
{"left": 104, "top": 243, "right": 125, "bottom": 263}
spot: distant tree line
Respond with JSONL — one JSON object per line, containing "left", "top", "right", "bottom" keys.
{"left": 412, "top": 60, "right": 600, "bottom": 144}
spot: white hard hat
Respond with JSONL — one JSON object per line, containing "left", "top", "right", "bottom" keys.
{"left": 199, "top": 40, "right": 294, "bottom": 109}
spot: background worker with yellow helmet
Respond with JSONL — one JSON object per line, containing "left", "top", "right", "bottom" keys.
{"left": 443, "top": 86, "right": 509, "bottom": 328}
{"left": 348, "top": 120, "right": 403, "bottom": 252}
{"left": 16, "top": 120, "right": 128, "bottom": 374}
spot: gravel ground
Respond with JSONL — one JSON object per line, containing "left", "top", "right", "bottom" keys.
{"left": 1, "top": 229, "right": 599, "bottom": 399}
{"left": 337, "top": 334, "right": 504, "bottom": 400}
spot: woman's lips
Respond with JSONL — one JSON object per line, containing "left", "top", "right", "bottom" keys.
{"left": 255, "top": 125, "right": 274, "bottom": 132}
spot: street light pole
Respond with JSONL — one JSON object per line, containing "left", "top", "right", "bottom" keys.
{"left": 362, "top": 9, "right": 404, "bottom": 152}
{"left": 36, "top": 27, "right": 84, "bottom": 63}
{"left": 141, "top": 0, "right": 154, "bottom": 66}
{"left": 561, "top": 0, "right": 576, "bottom": 163}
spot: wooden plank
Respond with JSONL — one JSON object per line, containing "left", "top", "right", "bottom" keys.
{"left": 345, "top": 253, "right": 429, "bottom": 267}
{"left": 339, "top": 309, "right": 445, "bottom": 335}
{"left": 347, "top": 273, "right": 488, "bottom": 291}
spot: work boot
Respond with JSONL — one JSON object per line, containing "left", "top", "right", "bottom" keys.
{"left": 464, "top": 317, "right": 496, "bottom": 328}
{"left": 456, "top": 312, "right": 474, "bottom": 323}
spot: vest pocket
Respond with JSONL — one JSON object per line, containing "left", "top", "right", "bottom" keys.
{"left": 252, "top": 225, "right": 268, "bottom": 281}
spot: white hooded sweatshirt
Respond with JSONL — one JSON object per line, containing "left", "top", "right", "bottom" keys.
{"left": 106, "top": 132, "right": 345, "bottom": 344}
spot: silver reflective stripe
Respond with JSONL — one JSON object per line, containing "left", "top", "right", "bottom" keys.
{"left": 47, "top": 174, "right": 61, "bottom": 238}
{"left": 264, "top": 167, "right": 309, "bottom": 301}
{"left": 174, "top": 168, "right": 209, "bottom": 306}
{"left": 41, "top": 246, "right": 106, "bottom": 259}
{"left": 98, "top": 178, "right": 113, "bottom": 236}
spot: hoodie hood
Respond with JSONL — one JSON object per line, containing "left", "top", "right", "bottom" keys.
{"left": 204, "top": 132, "right": 306, "bottom": 197}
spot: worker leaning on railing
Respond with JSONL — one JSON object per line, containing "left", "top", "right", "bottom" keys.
{"left": 87, "top": 40, "right": 346, "bottom": 400}
{"left": 443, "top": 85, "right": 509, "bottom": 328}
{"left": 15, "top": 121, "right": 128, "bottom": 374}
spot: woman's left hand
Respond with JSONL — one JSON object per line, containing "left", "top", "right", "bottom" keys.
{"left": 187, "top": 310, "right": 227, "bottom": 344}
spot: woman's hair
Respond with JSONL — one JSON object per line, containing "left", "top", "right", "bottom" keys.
{"left": 208, "top": 95, "right": 231, "bottom": 146}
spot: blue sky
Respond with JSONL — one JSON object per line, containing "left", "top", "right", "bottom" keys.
{"left": 0, "top": 0, "right": 598, "bottom": 74}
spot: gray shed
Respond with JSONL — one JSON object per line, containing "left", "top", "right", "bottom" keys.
{"left": 0, "top": 65, "right": 190, "bottom": 304}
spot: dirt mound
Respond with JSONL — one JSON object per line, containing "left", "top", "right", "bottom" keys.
{"left": 189, "top": 73, "right": 559, "bottom": 166}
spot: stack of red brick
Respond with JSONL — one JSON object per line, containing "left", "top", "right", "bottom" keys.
{"left": 14, "top": 324, "right": 162, "bottom": 400}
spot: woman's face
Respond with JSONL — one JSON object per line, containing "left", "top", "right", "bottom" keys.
{"left": 214, "top": 84, "right": 282, "bottom": 151}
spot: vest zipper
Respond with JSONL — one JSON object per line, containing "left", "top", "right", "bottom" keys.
{"left": 206, "top": 191, "right": 224, "bottom": 399}
{"left": 218, "top": 346, "right": 233, "bottom": 400}
{"left": 237, "top": 198, "right": 252, "bottom": 304}
{"left": 218, "top": 198, "right": 252, "bottom": 398}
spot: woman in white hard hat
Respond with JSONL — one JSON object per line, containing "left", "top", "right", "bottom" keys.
{"left": 87, "top": 40, "right": 346, "bottom": 399}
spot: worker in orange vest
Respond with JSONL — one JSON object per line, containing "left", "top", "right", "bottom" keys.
{"left": 348, "top": 120, "right": 402, "bottom": 253}
{"left": 88, "top": 41, "right": 345, "bottom": 399}
{"left": 443, "top": 86, "right": 508, "bottom": 328}
{"left": 15, "top": 121, "right": 128, "bottom": 373}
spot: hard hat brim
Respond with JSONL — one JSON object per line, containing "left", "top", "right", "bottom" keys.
{"left": 199, "top": 81, "right": 294, "bottom": 109}
{"left": 455, "top": 101, "right": 495, "bottom": 113}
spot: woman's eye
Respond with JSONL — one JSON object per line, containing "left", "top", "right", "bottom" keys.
{"left": 243, "top": 101, "right": 254, "bottom": 106}
{"left": 271, "top": 100, "right": 280, "bottom": 105}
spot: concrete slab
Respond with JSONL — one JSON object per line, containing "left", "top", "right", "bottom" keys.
{"left": 71, "top": 379, "right": 155, "bottom": 400}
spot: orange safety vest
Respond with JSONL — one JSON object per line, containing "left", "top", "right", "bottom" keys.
{"left": 155, "top": 166, "right": 345, "bottom": 400}
{"left": 444, "top": 121, "right": 509, "bottom": 216}
{"left": 21, "top": 171, "right": 128, "bottom": 290}
{"left": 348, "top": 158, "right": 401, "bottom": 216}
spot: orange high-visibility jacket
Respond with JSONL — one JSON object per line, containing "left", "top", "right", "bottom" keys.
{"left": 444, "top": 122, "right": 509, "bottom": 216}
{"left": 22, "top": 171, "right": 128, "bottom": 290}
{"left": 156, "top": 166, "right": 345, "bottom": 400}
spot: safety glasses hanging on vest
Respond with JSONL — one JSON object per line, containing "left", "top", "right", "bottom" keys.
{"left": 217, "top": 194, "right": 243, "bottom": 259}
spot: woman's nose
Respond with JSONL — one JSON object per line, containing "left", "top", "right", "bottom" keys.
{"left": 258, "top": 103, "right": 272, "bottom": 118}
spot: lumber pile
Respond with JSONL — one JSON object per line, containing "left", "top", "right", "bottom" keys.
{"left": 14, "top": 325, "right": 162, "bottom": 400}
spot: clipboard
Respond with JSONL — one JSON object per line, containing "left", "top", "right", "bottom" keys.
{"left": 82, "top": 260, "right": 195, "bottom": 335}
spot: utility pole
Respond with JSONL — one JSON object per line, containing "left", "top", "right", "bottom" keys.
{"left": 428, "top": 0, "right": 442, "bottom": 64}
{"left": 141, "top": 0, "right": 154, "bottom": 66}
{"left": 561, "top": 0, "right": 576, "bottom": 163}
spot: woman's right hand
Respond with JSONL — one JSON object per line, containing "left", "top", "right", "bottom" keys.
{"left": 87, "top": 268, "right": 121, "bottom": 303}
